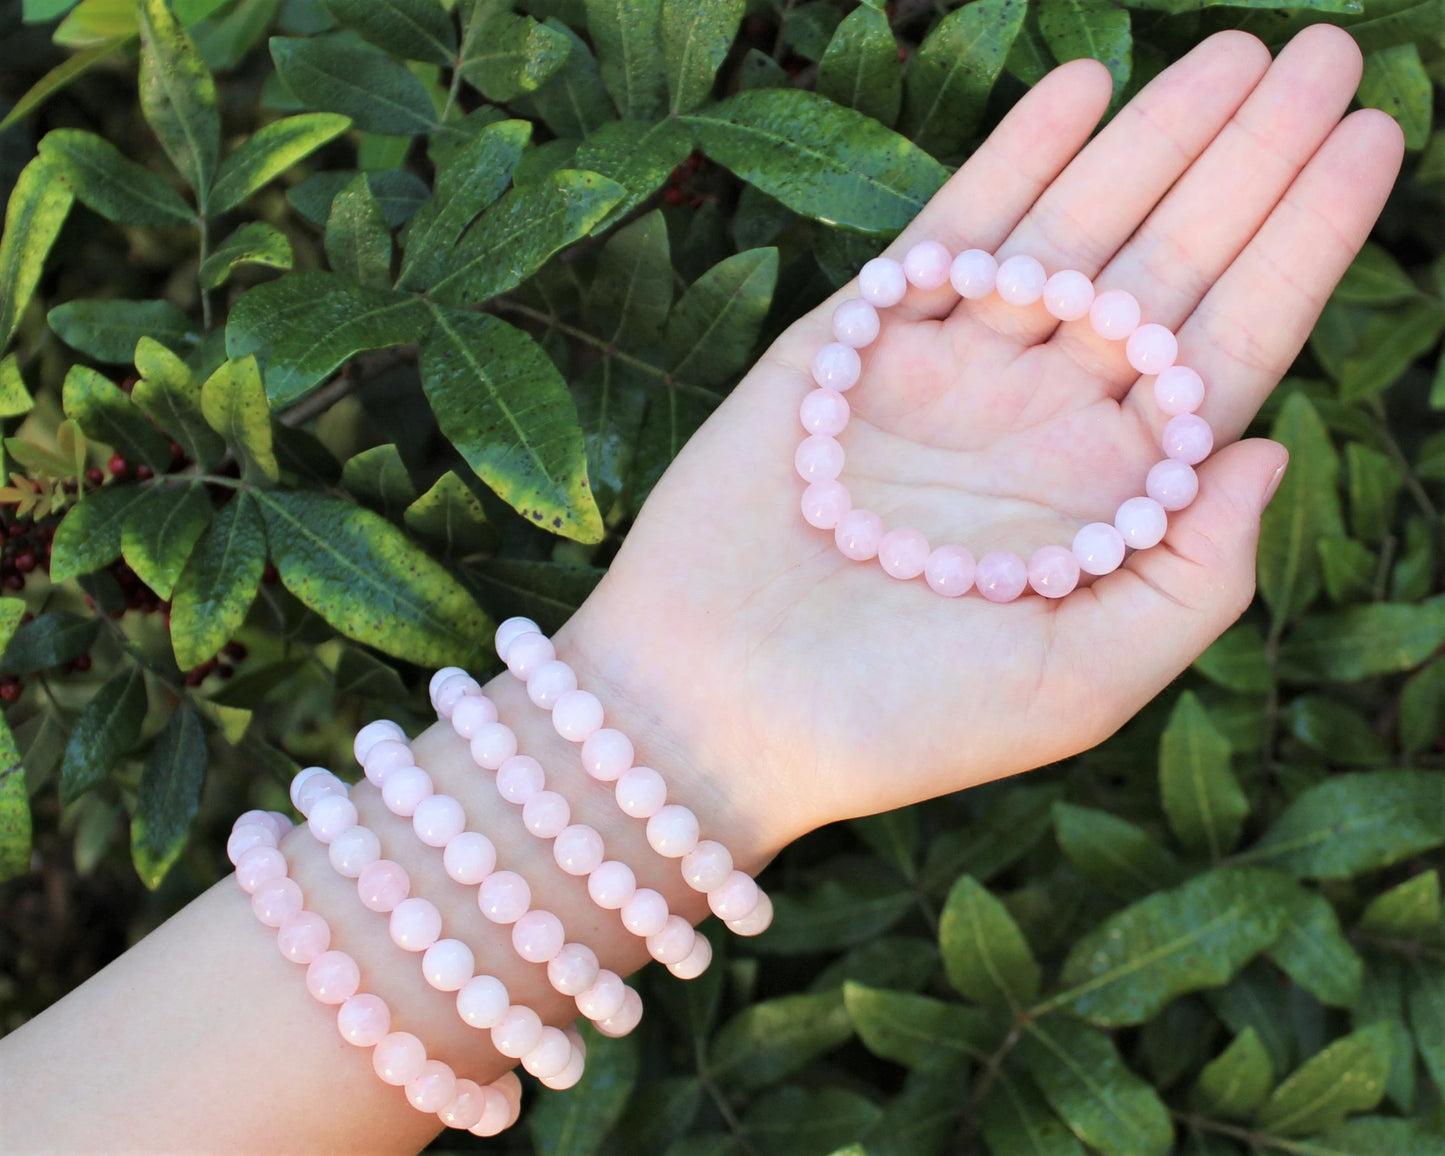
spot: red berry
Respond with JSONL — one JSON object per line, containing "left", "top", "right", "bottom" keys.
{"left": 72, "top": 653, "right": 91, "bottom": 672}
{"left": 262, "top": 563, "right": 279, "bottom": 585}
{"left": 7, "top": 521, "right": 25, "bottom": 539}
{"left": 85, "top": 467, "right": 104, "bottom": 486}
{"left": 14, "top": 552, "right": 36, "bottom": 573}
{"left": 134, "top": 464, "right": 154, "bottom": 481}
{"left": 170, "top": 441, "right": 185, "bottom": 462}
{"left": 664, "top": 187, "right": 685, "bottom": 206}
{"left": 118, "top": 376, "right": 138, "bottom": 394}
{"left": 0, "top": 679, "right": 21, "bottom": 703}
{"left": 108, "top": 454, "right": 129, "bottom": 478}
{"left": 184, "top": 667, "right": 206, "bottom": 687}
{"left": 3, "top": 574, "right": 23, "bottom": 591}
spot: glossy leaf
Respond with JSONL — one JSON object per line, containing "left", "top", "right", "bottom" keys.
{"left": 708, "top": 990, "right": 853, "bottom": 1092}
{"left": 62, "top": 366, "right": 173, "bottom": 469}
{"left": 0, "top": 37, "right": 131, "bottom": 134}
{"left": 1317, "top": 1118, "right": 1445, "bottom": 1156}
{"left": 457, "top": 4, "right": 571, "bottom": 103}
{"left": 462, "top": 558, "right": 604, "bottom": 635}
{"left": 1256, "top": 1024, "right": 1391, "bottom": 1135}
{"left": 0, "top": 718, "right": 29, "bottom": 883}
{"left": 342, "top": 443, "right": 416, "bottom": 518}
{"left": 527, "top": 19, "right": 615, "bottom": 138}
{"left": 1334, "top": 242, "right": 1420, "bottom": 304}
{"left": 1039, "top": 0, "right": 1131, "bottom": 94}
{"left": 201, "top": 356, "right": 280, "bottom": 484}
{"left": 751, "top": 877, "right": 914, "bottom": 954}
{"left": 270, "top": 36, "right": 438, "bottom": 135}
{"left": 0, "top": 356, "right": 34, "bottom": 420}
{"left": 526, "top": 1025, "right": 638, "bottom": 1156}
{"left": 170, "top": 492, "right": 266, "bottom": 669}
{"left": 1052, "top": 802, "right": 1183, "bottom": 898}
{"left": 1358, "top": 44, "right": 1432, "bottom": 150}
{"left": 130, "top": 338, "right": 222, "bottom": 469}
{"left": 981, "top": 1071, "right": 1087, "bottom": 1156}
{"left": 585, "top": 209, "right": 672, "bottom": 346}
{"left": 921, "top": 783, "right": 1062, "bottom": 893}
{"left": 666, "top": 247, "right": 778, "bottom": 389}
{"left": 38, "top": 129, "right": 194, "bottom": 226}
{"left": 1337, "top": 300, "right": 1445, "bottom": 402}
{"left": 745, "top": 1087, "right": 882, "bottom": 1156}
{"left": 586, "top": 0, "right": 666, "bottom": 118}
{"left": 1277, "top": 598, "right": 1445, "bottom": 682}
{"left": 120, "top": 482, "right": 212, "bottom": 601}
{"left": 1193, "top": 624, "right": 1273, "bottom": 692}
{"left": 1406, "top": 963, "right": 1445, "bottom": 1092}
{"left": 816, "top": 6, "right": 902, "bottom": 127}
{"left": 1345, "top": 442, "right": 1401, "bottom": 544}
{"left": 322, "top": 0, "right": 456, "bottom": 65}
{"left": 1358, "top": 870, "right": 1440, "bottom": 936}
{"left": 1286, "top": 694, "right": 1391, "bottom": 764}
{"left": 324, "top": 174, "right": 391, "bottom": 288}
{"left": 57, "top": 665, "right": 146, "bottom": 803}
{"left": 662, "top": 0, "right": 743, "bottom": 115}
{"left": 572, "top": 117, "right": 693, "bottom": 230}
{"left": 131, "top": 703, "right": 207, "bottom": 889}
{"left": 843, "top": 982, "right": 994, "bottom": 1070}
{"left": 1193, "top": 1028, "right": 1274, "bottom": 1118}
{"left": 209, "top": 112, "right": 352, "bottom": 216}
{"left": 49, "top": 483, "right": 152, "bottom": 582}
{"left": 0, "top": 157, "right": 74, "bottom": 351}
{"left": 138, "top": 0, "right": 221, "bottom": 205}
{"left": 199, "top": 222, "right": 292, "bottom": 290}
{"left": 939, "top": 875, "right": 1040, "bottom": 1010}
{"left": 1159, "top": 690, "right": 1248, "bottom": 859}
{"left": 0, "top": 612, "right": 100, "bottom": 676}
{"left": 1266, "top": 887, "right": 1363, "bottom": 1008}
{"left": 49, "top": 299, "right": 194, "bottom": 365}
{"left": 403, "top": 471, "right": 491, "bottom": 554}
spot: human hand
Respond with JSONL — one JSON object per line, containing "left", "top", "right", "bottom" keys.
{"left": 561, "top": 26, "right": 1404, "bottom": 853}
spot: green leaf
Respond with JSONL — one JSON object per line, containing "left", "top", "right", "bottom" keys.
{"left": 1317, "top": 1118, "right": 1445, "bottom": 1156}
{"left": 816, "top": 6, "right": 902, "bottom": 127}
{"left": 62, "top": 366, "right": 174, "bottom": 469}
{"left": 1334, "top": 242, "right": 1420, "bottom": 304}
{"left": 120, "top": 482, "right": 212, "bottom": 601}
{"left": 662, "top": 0, "right": 742, "bottom": 115}
{"left": 1020, "top": 1018, "right": 1173, "bottom": 1156}
{"left": 1359, "top": 871, "right": 1440, "bottom": 936}
{"left": 1194, "top": 1028, "right": 1274, "bottom": 1118}
{"left": 57, "top": 665, "right": 147, "bottom": 804}
{"left": 684, "top": 88, "right": 948, "bottom": 237}
{"left": 1052, "top": 802, "right": 1183, "bottom": 898}
{"left": 571, "top": 117, "right": 694, "bottom": 231}
{"left": 200, "top": 356, "right": 280, "bottom": 483}
{"left": 746, "top": 1087, "right": 883, "bottom": 1156}
{"left": 938, "top": 875, "right": 1040, "bottom": 1010}
{"left": 921, "top": 783, "right": 1061, "bottom": 893}
{"left": 981, "top": 1071, "right": 1087, "bottom": 1156}
{"left": 1405, "top": 962, "right": 1445, "bottom": 1092}
{"left": 1286, "top": 694, "right": 1390, "bottom": 764}
{"left": 902, "top": 0, "right": 1026, "bottom": 157}
{"left": 342, "top": 443, "right": 417, "bottom": 518}
{"left": 751, "top": 877, "right": 915, "bottom": 954}
{"left": 457, "top": 4, "right": 571, "bottom": 102}
{"left": 665, "top": 247, "right": 778, "bottom": 390}
{"left": 586, "top": 0, "right": 666, "bottom": 119}
{"left": 1266, "top": 887, "right": 1363, "bottom": 1008}
{"left": 1399, "top": 657, "right": 1445, "bottom": 754}
{"left": 0, "top": 356, "right": 34, "bottom": 420}
{"left": 270, "top": 35, "right": 437, "bottom": 135}
{"left": 170, "top": 492, "right": 266, "bottom": 669}
{"left": 1319, "top": 536, "right": 1376, "bottom": 604}
{"left": 462, "top": 557, "right": 604, "bottom": 634}
{"left": 0, "top": 723, "right": 30, "bottom": 883}
{"left": 0, "top": 157, "right": 74, "bottom": 351}
{"left": 403, "top": 471, "right": 491, "bottom": 554}
{"left": 584, "top": 209, "right": 671, "bottom": 346}
{"left": 708, "top": 990, "right": 853, "bottom": 1092}
{"left": 199, "top": 222, "right": 293, "bottom": 290}
{"left": 209, "top": 112, "right": 352, "bottom": 216}
{"left": 49, "top": 483, "right": 152, "bottom": 582}
{"left": 1277, "top": 598, "right": 1445, "bottom": 682}
{"left": 324, "top": 174, "right": 392, "bottom": 288}
{"left": 528, "top": 19, "right": 614, "bottom": 138}
{"left": 138, "top": 0, "right": 221, "bottom": 207}
{"left": 0, "top": 37, "right": 131, "bottom": 135}
{"left": 1242, "top": 770, "right": 1445, "bottom": 879}
{"left": 53, "top": 0, "right": 138, "bottom": 44}
{"left": 419, "top": 306, "right": 602, "bottom": 543}
{"left": 1354, "top": 955, "right": 1417, "bottom": 1110}
{"left": 527, "top": 1025, "right": 638, "bottom": 1156}
{"left": 322, "top": 0, "right": 456, "bottom": 65}
{"left": 1037, "top": 0, "right": 1130, "bottom": 94}
{"left": 1159, "top": 690, "right": 1248, "bottom": 860}
{"left": 1193, "top": 624, "right": 1273, "bottom": 692}
{"left": 428, "top": 169, "right": 624, "bottom": 306}
{"left": 38, "top": 129, "right": 195, "bottom": 227}
{"left": 0, "top": 612, "right": 100, "bottom": 676}
{"left": 49, "top": 299, "right": 194, "bottom": 365}
{"left": 843, "top": 982, "right": 994, "bottom": 1070}
{"left": 1256, "top": 1023, "right": 1391, "bottom": 1135}
{"left": 1358, "top": 44, "right": 1432, "bottom": 151}
{"left": 1337, "top": 300, "right": 1445, "bottom": 402}
{"left": 254, "top": 488, "right": 491, "bottom": 666}
{"left": 131, "top": 703, "right": 207, "bottom": 888}
{"left": 1345, "top": 442, "right": 1401, "bottom": 544}
{"left": 781, "top": 1, "right": 842, "bottom": 60}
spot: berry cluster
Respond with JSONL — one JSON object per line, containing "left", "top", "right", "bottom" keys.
{"left": 1, "top": 516, "right": 55, "bottom": 593}
{"left": 184, "top": 640, "right": 246, "bottom": 688}
{"left": 662, "top": 152, "right": 709, "bottom": 210}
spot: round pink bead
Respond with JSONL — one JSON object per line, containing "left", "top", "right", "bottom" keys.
{"left": 950, "top": 249, "right": 997, "bottom": 299}
{"left": 470, "top": 722, "right": 518, "bottom": 770}
{"left": 496, "top": 754, "right": 545, "bottom": 803}
{"left": 456, "top": 974, "right": 509, "bottom": 1029}
{"left": 588, "top": 860, "right": 637, "bottom": 910}
{"left": 361, "top": 740, "right": 412, "bottom": 786}
{"left": 576, "top": 970, "right": 626, "bottom": 1021}
{"left": 449, "top": 694, "right": 498, "bottom": 738}
{"left": 1146, "top": 459, "right": 1199, "bottom": 511}
{"left": 294, "top": 769, "right": 344, "bottom": 816}
{"left": 726, "top": 890, "right": 775, "bottom": 937}
{"left": 389, "top": 897, "right": 442, "bottom": 952}
{"left": 264, "top": 811, "right": 292, "bottom": 839}
{"left": 800, "top": 388, "right": 850, "bottom": 437}
{"left": 554, "top": 824, "right": 606, "bottom": 875}
{"left": 357, "top": 859, "right": 410, "bottom": 913}
{"left": 795, "top": 434, "right": 845, "bottom": 484}
{"left": 413, "top": 793, "right": 467, "bottom": 848}
{"left": 1089, "top": 289, "right": 1140, "bottom": 340}
{"left": 974, "top": 550, "right": 1029, "bottom": 603}
{"left": 307, "top": 793, "right": 357, "bottom": 844}
{"left": 373, "top": 1031, "right": 426, "bottom": 1086}
{"left": 234, "top": 809, "right": 283, "bottom": 839}
{"left": 995, "top": 254, "right": 1047, "bottom": 306}
{"left": 621, "top": 888, "right": 670, "bottom": 937}
{"left": 289, "top": 766, "right": 334, "bottom": 812}
{"left": 478, "top": 870, "right": 531, "bottom": 924}
{"left": 647, "top": 915, "right": 696, "bottom": 965}
{"left": 328, "top": 824, "right": 381, "bottom": 878}
{"left": 647, "top": 804, "right": 700, "bottom": 858}
{"left": 920, "top": 545, "right": 974, "bottom": 597}
{"left": 527, "top": 659, "right": 577, "bottom": 709}
{"left": 802, "top": 480, "right": 851, "bottom": 530}
{"left": 512, "top": 909, "right": 566, "bottom": 962}
{"left": 581, "top": 729, "right": 633, "bottom": 781}
{"left": 492, "top": 1006, "right": 544, "bottom": 1058}
{"left": 832, "top": 298, "right": 880, "bottom": 348}
{"left": 523, "top": 790, "right": 571, "bottom": 838}
{"left": 504, "top": 631, "right": 555, "bottom": 679}
{"left": 235, "top": 845, "right": 286, "bottom": 894}
{"left": 1127, "top": 323, "right": 1178, "bottom": 375}
{"left": 493, "top": 616, "right": 540, "bottom": 662}
{"left": 878, "top": 527, "right": 929, "bottom": 580}
{"left": 440, "top": 1080, "right": 486, "bottom": 1131}
{"left": 434, "top": 673, "right": 481, "bottom": 718}
{"left": 682, "top": 840, "right": 733, "bottom": 892}
{"left": 1154, "top": 365, "right": 1205, "bottom": 415}
{"left": 668, "top": 933, "right": 713, "bottom": 980}
{"left": 1027, "top": 545, "right": 1081, "bottom": 600}
{"left": 227, "top": 824, "right": 274, "bottom": 866}
{"left": 277, "top": 911, "right": 330, "bottom": 963}
{"left": 251, "top": 877, "right": 303, "bottom": 927}
{"left": 381, "top": 764, "right": 433, "bottom": 818}
{"left": 540, "top": 1046, "right": 586, "bottom": 1090}
{"left": 811, "top": 342, "right": 862, "bottom": 392}
{"left": 353, "top": 718, "right": 405, "bottom": 765}
{"left": 858, "top": 256, "right": 906, "bottom": 306}
{"left": 616, "top": 766, "right": 667, "bottom": 818}
{"left": 1043, "top": 269, "right": 1095, "bottom": 321}
{"left": 337, "top": 993, "right": 390, "bottom": 1047}
{"left": 1163, "top": 413, "right": 1214, "bottom": 465}
{"left": 548, "top": 943, "right": 600, "bottom": 996}
{"left": 444, "top": 831, "right": 497, "bottom": 885}
{"left": 903, "top": 241, "right": 952, "bottom": 290}
{"left": 306, "top": 950, "right": 360, "bottom": 1004}
{"left": 708, "top": 871, "right": 760, "bottom": 921}
{"left": 1115, "top": 496, "right": 1168, "bottom": 549}
{"left": 834, "top": 508, "right": 884, "bottom": 561}
{"left": 429, "top": 666, "right": 467, "bottom": 701}
{"left": 595, "top": 987, "right": 643, "bottom": 1039}
{"left": 422, "top": 938, "right": 475, "bottom": 991}
{"left": 469, "top": 1085, "right": 514, "bottom": 1137}
{"left": 522, "top": 1027, "right": 573, "bottom": 1080}
{"left": 1073, "top": 522, "right": 1127, "bottom": 576}
{"left": 553, "top": 689, "right": 604, "bottom": 742}
{"left": 406, "top": 1060, "right": 457, "bottom": 1114}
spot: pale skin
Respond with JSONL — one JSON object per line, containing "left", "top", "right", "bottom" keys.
{"left": 0, "top": 26, "right": 1404, "bottom": 1154}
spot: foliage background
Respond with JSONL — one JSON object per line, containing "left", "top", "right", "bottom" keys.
{"left": 0, "top": 0, "right": 1442, "bottom": 1153}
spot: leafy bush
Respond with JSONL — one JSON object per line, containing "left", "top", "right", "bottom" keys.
{"left": 0, "top": 0, "right": 1442, "bottom": 1153}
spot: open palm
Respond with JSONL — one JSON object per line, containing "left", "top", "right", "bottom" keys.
{"left": 563, "top": 26, "right": 1404, "bottom": 852}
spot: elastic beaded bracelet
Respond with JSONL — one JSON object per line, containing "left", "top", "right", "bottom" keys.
{"left": 227, "top": 813, "right": 523, "bottom": 1134}
{"left": 799, "top": 247, "right": 1214, "bottom": 602}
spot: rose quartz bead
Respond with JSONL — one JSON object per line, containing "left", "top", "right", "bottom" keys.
{"left": 802, "top": 480, "right": 851, "bottom": 530}
{"left": 950, "top": 249, "right": 997, "bottom": 299}
{"left": 492, "top": 1005, "right": 544, "bottom": 1058}
{"left": 811, "top": 342, "right": 862, "bottom": 392}
{"left": 381, "top": 764, "right": 433, "bottom": 818}
{"left": 354, "top": 719, "right": 405, "bottom": 765}
{"left": 361, "top": 740, "right": 413, "bottom": 786}
{"left": 924, "top": 544, "right": 976, "bottom": 597}
{"left": 265, "top": 811, "right": 293, "bottom": 839}
{"left": 647, "top": 915, "right": 696, "bottom": 965}
{"left": 832, "top": 298, "right": 880, "bottom": 348}
{"left": 478, "top": 870, "right": 531, "bottom": 924}
{"left": 294, "top": 769, "right": 344, "bottom": 816}
{"left": 1043, "top": 269, "right": 1095, "bottom": 321}
{"left": 588, "top": 861, "right": 636, "bottom": 910}
{"left": 413, "top": 793, "right": 467, "bottom": 848}
{"left": 337, "top": 993, "right": 390, "bottom": 1047}
{"left": 440, "top": 1080, "right": 486, "bottom": 1131}
{"left": 493, "top": 616, "right": 540, "bottom": 662}
{"left": 277, "top": 911, "right": 330, "bottom": 963}
{"left": 422, "top": 938, "right": 475, "bottom": 991}
{"left": 235, "top": 845, "right": 286, "bottom": 894}
{"left": 1127, "top": 323, "right": 1178, "bottom": 375}
{"left": 682, "top": 840, "right": 734, "bottom": 892}
{"left": 1154, "top": 365, "right": 1205, "bottom": 415}
{"left": 328, "top": 824, "right": 381, "bottom": 878}
{"left": 390, "top": 897, "right": 442, "bottom": 952}
{"left": 1089, "top": 289, "right": 1140, "bottom": 340}
{"left": 357, "top": 859, "right": 410, "bottom": 913}
{"left": 616, "top": 766, "right": 667, "bottom": 818}
{"left": 227, "top": 823, "right": 274, "bottom": 866}
{"left": 429, "top": 666, "right": 467, "bottom": 702}
{"left": 553, "top": 689, "right": 604, "bottom": 742}
{"left": 995, "top": 254, "right": 1047, "bottom": 306}
{"left": 576, "top": 970, "right": 626, "bottom": 1021}
{"left": 450, "top": 694, "right": 498, "bottom": 738}
{"left": 834, "top": 508, "right": 884, "bottom": 561}
{"left": 252, "top": 877, "right": 303, "bottom": 927}
{"left": 858, "top": 256, "right": 906, "bottom": 306}
{"left": 469, "top": 1086, "right": 513, "bottom": 1137}
{"left": 1163, "top": 414, "right": 1214, "bottom": 465}
{"left": 708, "top": 871, "right": 760, "bottom": 921}
{"left": 505, "top": 631, "right": 555, "bottom": 679}
{"left": 1115, "top": 496, "right": 1168, "bottom": 549}
{"left": 621, "top": 888, "right": 670, "bottom": 937}
{"left": 647, "top": 804, "right": 700, "bottom": 859}
{"left": 974, "top": 550, "right": 1028, "bottom": 603}
{"left": 878, "top": 527, "right": 929, "bottom": 580}
{"left": 668, "top": 933, "right": 713, "bottom": 980}
{"left": 1027, "top": 545, "right": 1081, "bottom": 600}
{"left": 512, "top": 909, "right": 566, "bottom": 962}
{"left": 527, "top": 659, "right": 577, "bottom": 709}
{"left": 289, "top": 766, "right": 334, "bottom": 812}
{"left": 456, "top": 974, "right": 509, "bottom": 1029}
{"left": 794, "top": 434, "right": 845, "bottom": 484}
{"left": 495, "top": 754, "right": 545, "bottom": 804}
{"left": 541, "top": 1047, "right": 586, "bottom": 1090}
{"left": 407, "top": 1060, "right": 457, "bottom": 1114}
{"left": 1146, "top": 459, "right": 1199, "bottom": 511}
{"left": 470, "top": 722, "right": 518, "bottom": 770}
{"left": 554, "top": 824, "right": 606, "bottom": 875}
{"left": 581, "top": 729, "right": 633, "bottom": 781}
{"left": 800, "top": 388, "right": 850, "bottom": 437}
{"left": 306, "top": 950, "right": 360, "bottom": 1004}
{"left": 548, "top": 943, "right": 600, "bottom": 996}
{"left": 434, "top": 673, "right": 481, "bottom": 718}
{"left": 522, "top": 1027, "right": 573, "bottom": 1080}
{"left": 726, "top": 890, "right": 775, "bottom": 937}
{"left": 595, "top": 987, "right": 643, "bottom": 1039}
{"left": 236, "top": 809, "right": 286, "bottom": 840}
{"left": 373, "top": 1031, "right": 427, "bottom": 1086}
{"left": 444, "top": 831, "right": 497, "bottom": 885}
{"left": 307, "top": 793, "right": 357, "bottom": 844}
{"left": 903, "top": 241, "right": 952, "bottom": 290}
{"left": 1073, "top": 522, "right": 1126, "bottom": 576}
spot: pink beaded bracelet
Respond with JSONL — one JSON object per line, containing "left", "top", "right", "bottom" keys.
{"left": 799, "top": 246, "right": 1214, "bottom": 602}
{"left": 227, "top": 810, "right": 524, "bottom": 1134}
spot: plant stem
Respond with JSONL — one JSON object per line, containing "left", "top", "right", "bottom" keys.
{"left": 198, "top": 216, "right": 213, "bottom": 331}
{"left": 1173, "top": 1110, "right": 1347, "bottom": 1155}
{"left": 1370, "top": 398, "right": 1440, "bottom": 527}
